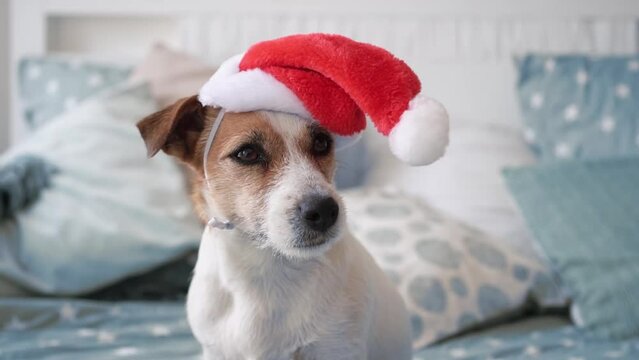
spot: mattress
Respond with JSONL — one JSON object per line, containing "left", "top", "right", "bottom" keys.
{"left": 2, "top": 298, "right": 638, "bottom": 359}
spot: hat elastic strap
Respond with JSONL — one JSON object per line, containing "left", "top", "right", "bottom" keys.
{"left": 203, "top": 108, "right": 234, "bottom": 230}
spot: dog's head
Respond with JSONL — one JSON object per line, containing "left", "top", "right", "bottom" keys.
{"left": 137, "top": 95, "right": 345, "bottom": 259}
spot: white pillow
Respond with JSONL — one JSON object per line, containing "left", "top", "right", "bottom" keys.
{"left": 341, "top": 187, "right": 565, "bottom": 350}
{"left": 365, "top": 120, "right": 537, "bottom": 254}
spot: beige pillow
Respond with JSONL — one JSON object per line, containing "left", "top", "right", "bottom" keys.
{"left": 130, "top": 44, "right": 216, "bottom": 222}
{"left": 130, "top": 44, "right": 216, "bottom": 107}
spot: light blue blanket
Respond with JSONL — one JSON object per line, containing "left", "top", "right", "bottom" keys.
{"left": 2, "top": 298, "right": 638, "bottom": 360}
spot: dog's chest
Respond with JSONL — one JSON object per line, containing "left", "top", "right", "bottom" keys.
{"left": 186, "top": 263, "right": 341, "bottom": 359}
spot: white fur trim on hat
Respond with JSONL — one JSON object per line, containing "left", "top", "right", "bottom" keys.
{"left": 389, "top": 93, "right": 450, "bottom": 166}
{"left": 198, "top": 54, "right": 311, "bottom": 118}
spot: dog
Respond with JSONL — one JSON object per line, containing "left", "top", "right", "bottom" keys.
{"left": 137, "top": 95, "right": 412, "bottom": 360}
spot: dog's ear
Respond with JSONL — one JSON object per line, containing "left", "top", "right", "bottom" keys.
{"left": 137, "top": 95, "right": 207, "bottom": 163}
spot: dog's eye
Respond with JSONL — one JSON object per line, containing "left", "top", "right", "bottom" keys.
{"left": 233, "top": 145, "right": 264, "bottom": 165}
{"left": 311, "top": 133, "right": 332, "bottom": 156}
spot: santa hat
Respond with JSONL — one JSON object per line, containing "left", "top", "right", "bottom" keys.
{"left": 199, "top": 34, "right": 449, "bottom": 166}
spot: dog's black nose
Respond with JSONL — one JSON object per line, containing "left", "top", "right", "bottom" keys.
{"left": 298, "top": 195, "right": 339, "bottom": 232}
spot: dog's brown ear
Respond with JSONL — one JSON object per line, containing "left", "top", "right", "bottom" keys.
{"left": 137, "top": 95, "right": 206, "bottom": 163}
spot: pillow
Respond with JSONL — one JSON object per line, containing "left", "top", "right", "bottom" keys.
{"left": 504, "top": 157, "right": 639, "bottom": 339}
{"left": 19, "top": 57, "right": 131, "bottom": 129}
{"left": 341, "top": 187, "right": 565, "bottom": 350}
{"left": 131, "top": 44, "right": 370, "bottom": 189}
{"left": 365, "top": 121, "right": 539, "bottom": 254}
{"left": 129, "top": 44, "right": 217, "bottom": 108}
{"left": 334, "top": 136, "right": 371, "bottom": 189}
{"left": 516, "top": 54, "right": 639, "bottom": 161}
{"left": 0, "top": 84, "right": 202, "bottom": 296}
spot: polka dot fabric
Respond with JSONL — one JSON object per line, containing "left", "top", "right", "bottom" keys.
{"left": 516, "top": 55, "right": 639, "bottom": 162}
{"left": 342, "top": 187, "right": 565, "bottom": 350}
{"left": 18, "top": 57, "right": 131, "bottom": 129}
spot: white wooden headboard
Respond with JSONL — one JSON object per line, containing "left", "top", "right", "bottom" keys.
{"left": 9, "top": 0, "right": 639, "bottom": 146}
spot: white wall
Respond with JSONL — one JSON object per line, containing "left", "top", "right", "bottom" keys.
{"left": 0, "top": 0, "right": 8, "bottom": 153}
{"left": 4, "top": 0, "right": 639, "bottom": 149}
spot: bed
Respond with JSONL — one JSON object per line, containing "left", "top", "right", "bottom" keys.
{"left": 2, "top": 298, "right": 639, "bottom": 359}
{"left": 4, "top": 0, "right": 639, "bottom": 359}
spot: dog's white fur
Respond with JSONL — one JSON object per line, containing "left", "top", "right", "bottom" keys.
{"left": 187, "top": 113, "right": 412, "bottom": 360}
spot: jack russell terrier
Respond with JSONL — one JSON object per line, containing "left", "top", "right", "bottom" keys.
{"left": 138, "top": 33, "right": 449, "bottom": 360}
{"left": 138, "top": 102, "right": 412, "bottom": 360}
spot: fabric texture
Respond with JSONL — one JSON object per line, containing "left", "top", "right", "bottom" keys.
{"left": 516, "top": 54, "right": 639, "bottom": 161}
{"left": 0, "top": 83, "right": 202, "bottom": 296}
{"left": 417, "top": 315, "right": 639, "bottom": 360}
{"left": 199, "top": 33, "right": 449, "bottom": 166}
{"left": 366, "top": 120, "right": 541, "bottom": 255}
{"left": 18, "top": 57, "right": 131, "bottom": 129}
{"left": 341, "top": 188, "right": 565, "bottom": 350}
{"left": 0, "top": 155, "right": 57, "bottom": 220}
{"left": 4, "top": 299, "right": 637, "bottom": 359}
{"left": 129, "top": 44, "right": 217, "bottom": 108}
{"left": 0, "top": 298, "right": 639, "bottom": 360}
{"left": 504, "top": 157, "right": 639, "bottom": 339}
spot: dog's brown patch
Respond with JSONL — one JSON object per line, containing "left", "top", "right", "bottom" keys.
{"left": 137, "top": 95, "right": 207, "bottom": 162}
{"left": 138, "top": 97, "right": 337, "bottom": 229}
{"left": 197, "top": 112, "right": 288, "bottom": 228}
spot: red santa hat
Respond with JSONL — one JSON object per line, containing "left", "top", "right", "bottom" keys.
{"left": 198, "top": 34, "right": 449, "bottom": 166}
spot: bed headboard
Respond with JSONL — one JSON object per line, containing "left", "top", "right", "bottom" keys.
{"left": 9, "top": 0, "right": 639, "bottom": 146}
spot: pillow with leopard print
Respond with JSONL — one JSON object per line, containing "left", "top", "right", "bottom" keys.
{"left": 341, "top": 187, "right": 566, "bottom": 350}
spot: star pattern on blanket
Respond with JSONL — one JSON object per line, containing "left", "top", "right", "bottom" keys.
{"left": 97, "top": 330, "right": 117, "bottom": 344}
{"left": 4, "top": 316, "right": 27, "bottom": 331}
{"left": 114, "top": 347, "right": 140, "bottom": 357}
{"left": 524, "top": 345, "right": 541, "bottom": 357}
{"left": 76, "top": 328, "right": 96, "bottom": 338}
{"left": 3, "top": 299, "right": 639, "bottom": 359}
{"left": 150, "top": 324, "right": 171, "bottom": 337}
{"left": 59, "top": 303, "right": 77, "bottom": 321}
{"left": 38, "top": 339, "right": 62, "bottom": 348}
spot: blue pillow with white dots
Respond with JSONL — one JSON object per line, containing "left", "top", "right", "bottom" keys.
{"left": 18, "top": 57, "right": 131, "bottom": 129}
{"left": 341, "top": 188, "right": 566, "bottom": 351}
{"left": 516, "top": 54, "right": 639, "bottom": 161}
